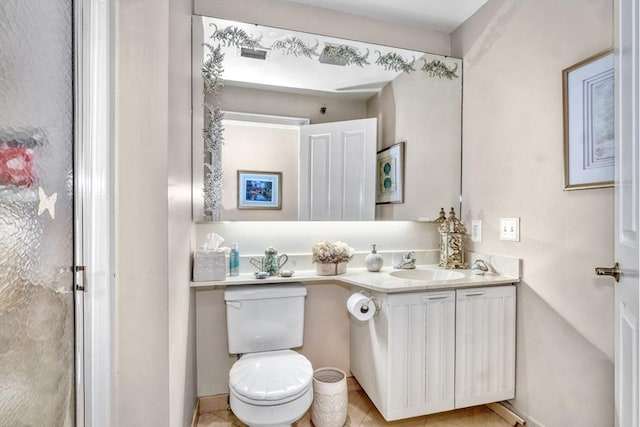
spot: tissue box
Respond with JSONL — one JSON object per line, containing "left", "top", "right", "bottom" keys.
{"left": 193, "top": 251, "right": 226, "bottom": 281}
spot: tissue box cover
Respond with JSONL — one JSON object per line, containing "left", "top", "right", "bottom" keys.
{"left": 193, "top": 251, "right": 226, "bottom": 281}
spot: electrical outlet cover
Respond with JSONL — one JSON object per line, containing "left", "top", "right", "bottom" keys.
{"left": 500, "top": 218, "right": 520, "bottom": 241}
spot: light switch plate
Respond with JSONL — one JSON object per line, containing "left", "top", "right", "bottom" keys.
{"left": 471, "top": 220, "right": 483, "bottom": 242}
{"left": 500, "top": 218, "right": 520, "bottom": 241}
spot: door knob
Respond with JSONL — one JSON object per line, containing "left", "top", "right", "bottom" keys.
{"left": 595, "top": 262, "right": 620, "bottom": 282}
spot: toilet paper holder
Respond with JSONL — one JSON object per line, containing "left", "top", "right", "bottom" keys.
{"left": 356, "top": 291, "right": 380, "bottom": 315}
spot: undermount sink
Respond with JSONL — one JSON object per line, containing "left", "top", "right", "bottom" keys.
{"left": 389, "top": 268, "right": 466, "bottom": 281}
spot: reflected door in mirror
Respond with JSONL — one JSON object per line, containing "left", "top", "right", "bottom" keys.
{"left": 299, "top": 118, "right": 376, "bottom": 220}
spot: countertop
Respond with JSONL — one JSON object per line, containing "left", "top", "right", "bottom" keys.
{"left": 189, "top": 264, "right": 519, "bottom": 293}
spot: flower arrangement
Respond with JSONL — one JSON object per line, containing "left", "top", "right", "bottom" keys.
{"left": 311, "top": 241, "right": 355, "bottom": 264}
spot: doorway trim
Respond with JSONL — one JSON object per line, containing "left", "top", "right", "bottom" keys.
{"left": 75, "top": 1, "right": 114, "bottom": 426}
{"left": 223, "top": 111, "right": 310, "bottom": 127}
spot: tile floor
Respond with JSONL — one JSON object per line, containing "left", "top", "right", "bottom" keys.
{"left": 197, "top": 390, "right": 512, "bottom": 427}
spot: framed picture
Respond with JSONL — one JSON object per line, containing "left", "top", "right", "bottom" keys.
{"left": 237, "top": 170, "right": 282, "bottom": 209}
{"left": 376, "top": 141, "right": 405, "bottom": 204}
{"left": 563, "top": 50, "right": 614, "bottom": 190}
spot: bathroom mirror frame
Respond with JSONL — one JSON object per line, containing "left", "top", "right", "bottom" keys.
{"left": 191, "top": 14, "right": 463, "bottom": 222}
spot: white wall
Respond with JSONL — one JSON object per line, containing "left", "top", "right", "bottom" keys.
{"left": 169, "top": 0, "right": 198, "bottom": 426}
{"left": 218, "top": 85, "right": 368, "bottom": 124}
{"left": 222, "top": 122, "right": 299, "bottom": 220}
{"left": 114, "top": 0, "right": 170, "bottom": 425}
{"left": 368, "top": 54, "right": 462, "bottom": 221}
{"left": 115, "top": 0, "right": 196, "bottom": 426}
{"left": 195, "top": 221, "right": 440, "bottom": 261}
{"left": 452, "top": 1, "right": 614, "bottom": 425}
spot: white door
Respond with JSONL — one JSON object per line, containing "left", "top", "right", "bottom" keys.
{"left": 298, "top": 118, "right": 376, "bottom": 220}
{"left": 614, "top": 0, "right": 640, "bottom": 425}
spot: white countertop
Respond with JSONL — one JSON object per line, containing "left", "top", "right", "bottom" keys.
{"left": 190, "top": 265, "right": 519, "bottom": 293}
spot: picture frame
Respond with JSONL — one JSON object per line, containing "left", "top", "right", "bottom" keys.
{"left": 563, "top": 49, "right": 614, "bottom": 190}
{"left": 237, "top": 170, "right": 282, "bottom": 209}
{"left": 376, "top": 141, "right": 405, "bottom": 204}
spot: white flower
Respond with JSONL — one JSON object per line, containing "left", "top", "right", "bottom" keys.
{"left": 312, "top": 240, "right": 354, "bottom": 263}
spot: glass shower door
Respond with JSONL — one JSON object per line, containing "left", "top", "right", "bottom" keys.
{"left": 0, "top": 0, "right": 76, "bottom": 425}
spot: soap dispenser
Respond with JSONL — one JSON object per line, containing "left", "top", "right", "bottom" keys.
{"left": 229, "top": 243, "right": 240, "bottom": 276}
{"left": 365, "top": 244, "right": 384, "bottom": 272}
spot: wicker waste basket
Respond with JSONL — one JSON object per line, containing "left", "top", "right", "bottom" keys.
{"left": 311, "top": 368, "right": 348, "bottom": 427}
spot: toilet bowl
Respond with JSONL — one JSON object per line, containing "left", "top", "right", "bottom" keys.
{"left": 224, "top": 284, "right": 313, "bottom": 427}
{"left": 229, "top": 350, "right": 313, "bottom": 427}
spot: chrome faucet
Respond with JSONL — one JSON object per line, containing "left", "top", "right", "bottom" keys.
{"left": 470, "top": 259, "right": 489, "bottom": 275}
{"left": 394, "top": 251, "right": 416, "bottom": 269}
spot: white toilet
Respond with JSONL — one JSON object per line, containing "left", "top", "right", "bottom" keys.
{"left": 224, "top": 284, "right": 313, "bottom": 427}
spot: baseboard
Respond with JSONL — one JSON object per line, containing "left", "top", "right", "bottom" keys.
{"left": 347, "top": 375, "right": 362, "bottom": 391}
{"left": 497, "top": 401, "right": 548, "bottom": 427}
{"left": 190, "top": 399, "right": 200, "bottom": 427}
{"left": 199, "top": 393, "right": 230, "bottom": 412}
{"left": 487, "top": 402, "right": 527, "bottom": 425}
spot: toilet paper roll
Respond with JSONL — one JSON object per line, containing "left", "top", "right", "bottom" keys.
{"left": 347, "top": 293, "right": 376, "bottom": 321}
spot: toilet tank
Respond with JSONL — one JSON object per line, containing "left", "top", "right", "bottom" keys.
{"left": 224, "top": 283, "right": 307, "bottom": 354}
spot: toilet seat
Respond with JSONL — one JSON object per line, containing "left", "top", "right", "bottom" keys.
{"left": 229, "top": 349, "right": 313, "bottom": 406}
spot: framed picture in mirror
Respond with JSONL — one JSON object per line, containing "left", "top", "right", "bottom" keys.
{"left": 238, "top": 170, "right": 282, "bottom": 209}
{"left": 376, "top": 142, "right": 405, "bottom": 204}
{"left": 562, "top": 49, "right": 614, "bottom": 190}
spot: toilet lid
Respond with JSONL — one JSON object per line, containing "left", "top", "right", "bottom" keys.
{"left": 229, "top": 350, "right": 313, "bottom": 404}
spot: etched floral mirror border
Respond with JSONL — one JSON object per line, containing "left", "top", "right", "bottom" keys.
{"left": 200, "top": 43, "right": 225, "bottom": 221}
{"left": 196, "top": 17, "right": 460, "bottom": 221}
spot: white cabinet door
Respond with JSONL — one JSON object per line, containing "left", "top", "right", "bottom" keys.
{"left": 385, "top": 291, "right": 456, "bottom": 419}
{"left": 298, "top": 118, "right": 376, "bottom": 220}
{"left": 455, "top": 286, "right": 516, "bottom": 408}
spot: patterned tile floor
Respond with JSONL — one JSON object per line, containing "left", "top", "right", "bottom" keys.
{"left": 197, "top": 390, "right": 512, "bottom": 427}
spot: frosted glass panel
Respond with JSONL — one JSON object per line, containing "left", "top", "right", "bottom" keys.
{"left": 0, "top": 1, "right": 75, "bottom": 425}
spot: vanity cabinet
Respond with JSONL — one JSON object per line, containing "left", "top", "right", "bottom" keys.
{"left": 350, "top": 285, "right": 516, "bottom": 421}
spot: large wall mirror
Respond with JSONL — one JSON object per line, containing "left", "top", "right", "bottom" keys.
{"left": 192, "top": 15, "right": 462, "bottom": 222}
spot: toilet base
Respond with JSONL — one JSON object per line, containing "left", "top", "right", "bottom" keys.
{"left": 229, "top": 386, "right": 313, "bottom": 427}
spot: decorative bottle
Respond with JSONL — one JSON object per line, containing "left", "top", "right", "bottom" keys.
{"left": 229, "top": 243, "right": 239, "bottom": 276}
{"left": 365, "top": 244, "right": 384, "bottom": 272}
{"left": 437, "top": 207, "right": 466, "bottom": 269}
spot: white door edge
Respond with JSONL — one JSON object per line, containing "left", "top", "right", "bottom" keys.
{"left": 614, "top": 0, "right": 640, "bottom": 425}
{"left": 75, "top": 1, "right": 114, "bottom": 426}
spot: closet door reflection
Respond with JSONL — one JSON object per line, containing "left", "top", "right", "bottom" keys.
{"left": 0, "top": 1, "right": 75, "bottom": 425}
